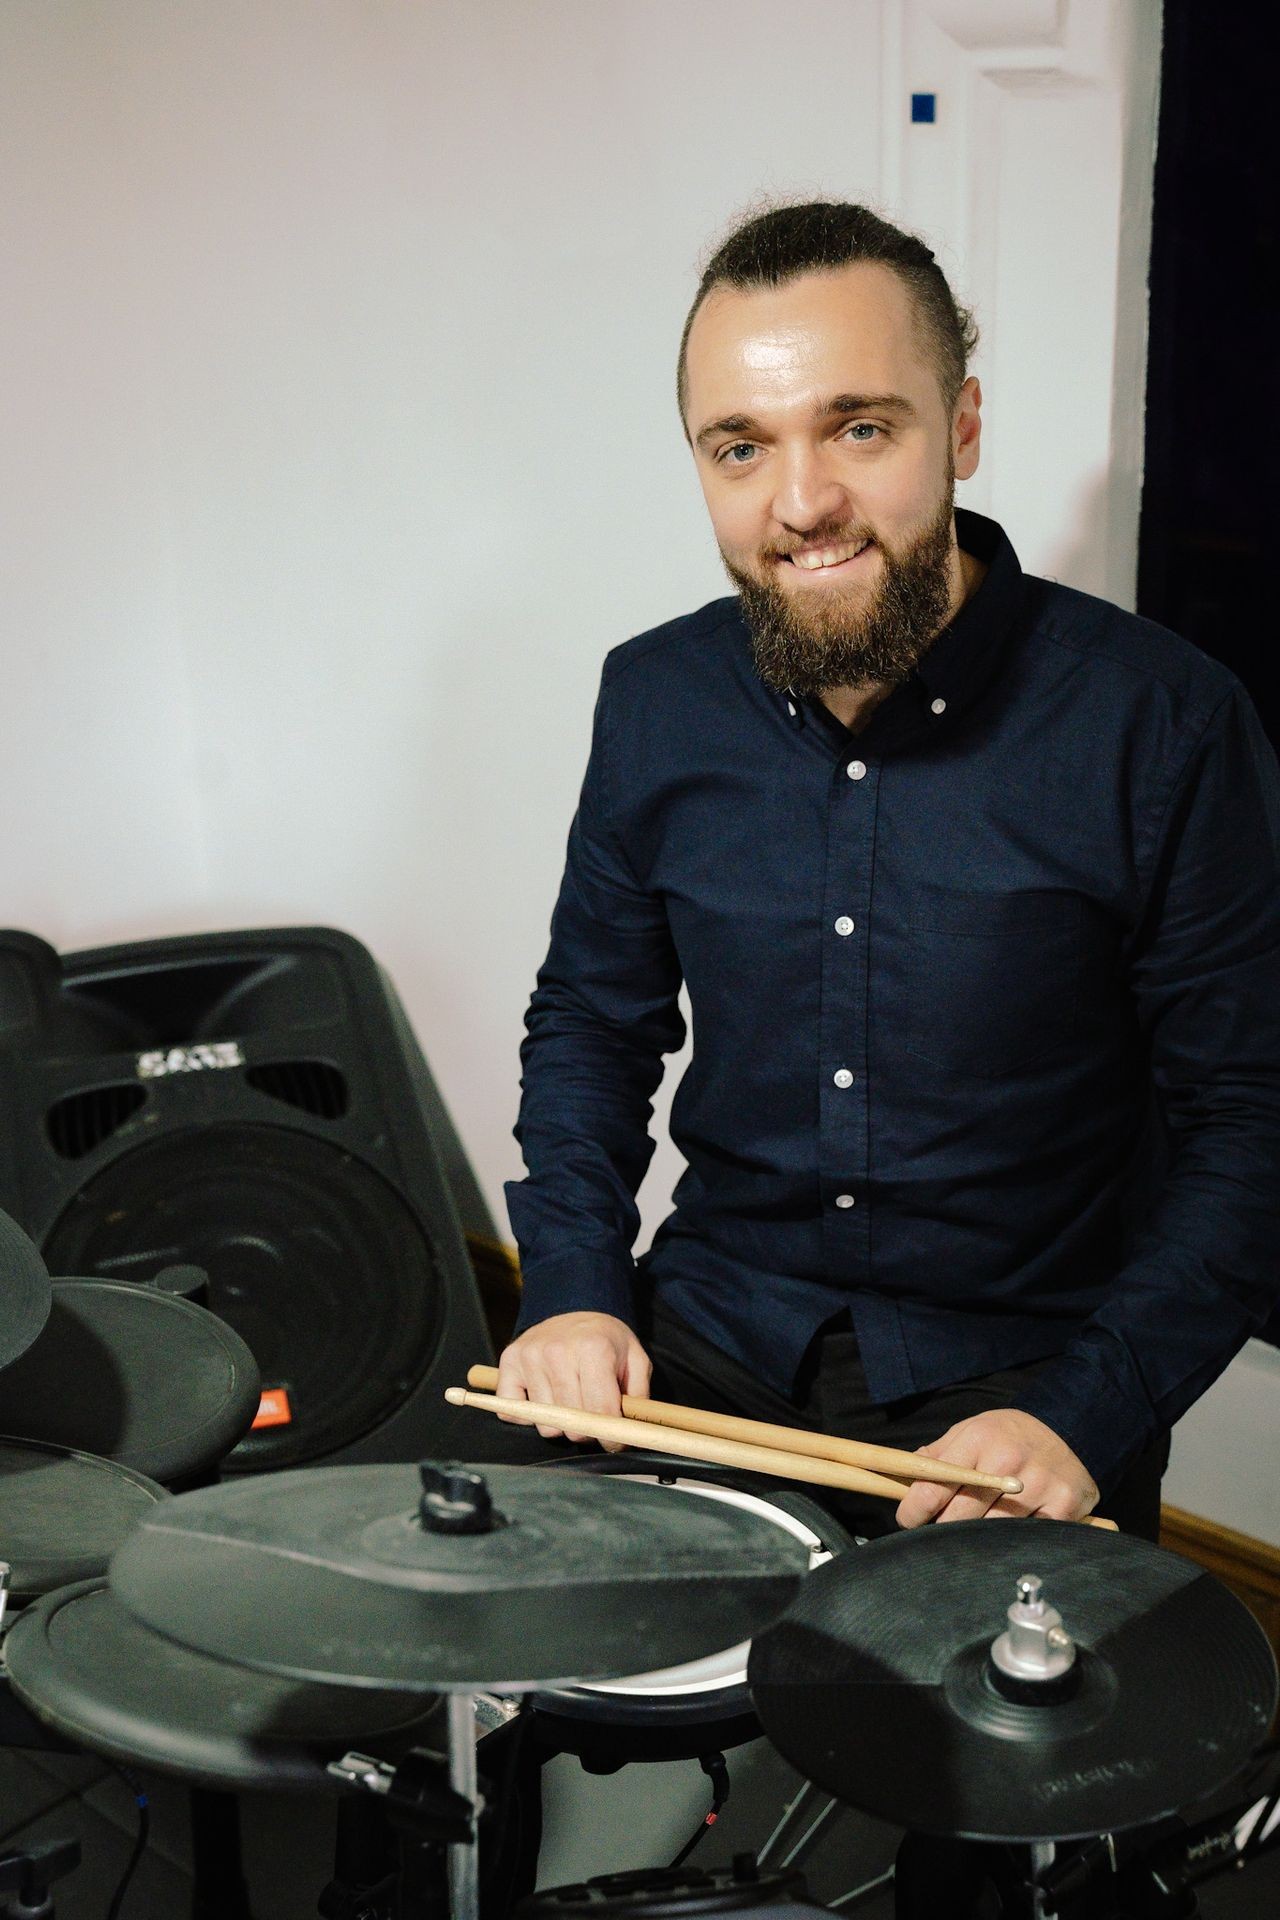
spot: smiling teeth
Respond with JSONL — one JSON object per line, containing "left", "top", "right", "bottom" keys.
{"left": 790, "top": 539, "right": 870, "bottom": 570}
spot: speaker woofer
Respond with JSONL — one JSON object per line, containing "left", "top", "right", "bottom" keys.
{"left": 42, "top": 1122, "right": 443, "bottom": 1471}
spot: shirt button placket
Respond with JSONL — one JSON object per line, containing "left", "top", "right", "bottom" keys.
{"left": 824, "top": 753, "right": 875, "bottom": 1245}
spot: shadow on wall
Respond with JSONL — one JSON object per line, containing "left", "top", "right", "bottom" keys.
{"left": 1032, "top": 465, "right": 1122, "bottom": 606}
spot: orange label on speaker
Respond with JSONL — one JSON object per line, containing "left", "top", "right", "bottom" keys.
{"left": 252, "top": 1387, "right": 294, "bottom": 1429}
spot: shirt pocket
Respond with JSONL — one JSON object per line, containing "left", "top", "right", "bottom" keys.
{"left": 903, "top": 886, "right": 1082, "bottom": 1077}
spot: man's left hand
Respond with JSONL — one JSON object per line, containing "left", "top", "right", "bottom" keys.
{"left": 894, "top": 1408, "right": 1099, "bottom": 1528}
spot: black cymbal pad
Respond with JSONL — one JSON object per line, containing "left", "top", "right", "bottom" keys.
{"left": 111, "top": 1460, "right": 809, "bottom": 1691}
{"left": 0, "top": 1210, "right": 51, "bottom": 1372}
{"left": 748, "top": 1520, "right": 1278, "bottom": 1842}
{"left": 0, "top": 1280, "right": 260, "bottom": 1483}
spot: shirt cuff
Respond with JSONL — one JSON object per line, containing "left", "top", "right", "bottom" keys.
{"left": 513, "top": 1251, "right": 638, "bottom": 1338}
{"left": 1008, "top": 1351, "right": 1158, "bottom": 1499}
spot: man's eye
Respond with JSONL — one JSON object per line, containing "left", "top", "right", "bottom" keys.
{"left": 844, "top": 422, "right": 882, "bottom": 443}
{"left": 717, "top": 442, "right": 757, "bottom": 465}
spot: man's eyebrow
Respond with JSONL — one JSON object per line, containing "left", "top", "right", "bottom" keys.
{"left": 694, "top": 393, "right": 917, "bottom": 452}
{"left": 694, "top": 413, "right": 755, "bottom": 451}
{"left": 823, "top": 391, "right": 917, "bottom": 420}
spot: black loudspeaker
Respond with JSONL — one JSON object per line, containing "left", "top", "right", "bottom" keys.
{"left": 0, "top": 926, "right": 500, "bottom": 1472}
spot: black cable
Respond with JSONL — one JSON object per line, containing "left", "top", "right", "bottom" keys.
{"left": 105, "top": 1767, "right": 149, "bottom": 1920}
{"left": 668, "top": 1752, "right": 730, "bottom": 1870}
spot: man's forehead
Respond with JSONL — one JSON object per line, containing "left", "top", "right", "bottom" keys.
{"left": 685, "top": 262, "right": 930, "bottom": 412}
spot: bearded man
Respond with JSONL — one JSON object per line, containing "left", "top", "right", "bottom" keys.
{"left": 498, "top": 201, "right": 1280, "bottom": 1538}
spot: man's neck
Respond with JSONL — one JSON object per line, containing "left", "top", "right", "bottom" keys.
{"left": 818, "top": 541, "right": 988, "bottom": 733}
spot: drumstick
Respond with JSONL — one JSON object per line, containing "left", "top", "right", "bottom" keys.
{"left": 465, "top": 1364, "right": 1023, "bottom": 1497}
{"left": 453, "top": 1380, "right": 1119, "bottom": 1531}
{"left": 446, "top": 1386, "right": 914, "bottom": 1501}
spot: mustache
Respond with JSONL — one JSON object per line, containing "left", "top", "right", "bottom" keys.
{"left": 765, "top": 524, "right": 877, "bottom": 561}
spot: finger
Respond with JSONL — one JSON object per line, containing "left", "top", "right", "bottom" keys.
{"left": 545, "top": 1352, "right": 599, "bottom": 1446}
{"left": 622, "top": 1338, "right": 652, "bottom": 1398}
{"left": 577, "top": 1339, "right": 626, "bottom": 1448}
{"left": 495, "top": 1344, "right": 533, "bottom": 1423}
{"left": 608, "top": 1338, "right": 652, "bottom": 1447}
{"left": 578, "top": 1341, "right": 625, "bottom": 1418}
{"left": 1033, "top": 1484, "right": 1091, "bottom": 1522}
{"left": 895, "top": 1478, "right": 956, "bottom": 1530}
{"left": 935, "top": 1486, "right": 1002, "bottom": 1525}
{"left": 523, "top": 1353, "right": 568, "bottom": 1442}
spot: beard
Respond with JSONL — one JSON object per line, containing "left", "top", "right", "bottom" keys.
{"left": 722, "top": 478, "right": 958, "bottom": 697}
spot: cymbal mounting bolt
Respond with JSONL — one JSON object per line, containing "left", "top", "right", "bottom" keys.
{"left": 417, "top": 1462, "right": 505, "bottom": 1534}
{"left": 990, "top": 1573, "right": 1078, "bottom": 1686}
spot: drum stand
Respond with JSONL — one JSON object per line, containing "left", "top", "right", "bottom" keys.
{"left": 0, "top": 1837, "right": 80, "bottom": 1919}
{"left": 325, "top": 1701, "right": 480, "bottom": 1920}
{"left": 893, "top": 1836, "right": 1061, "bottom": 1920}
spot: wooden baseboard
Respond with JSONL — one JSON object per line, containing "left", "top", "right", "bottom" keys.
{"left": 1159, "top": 1503, "right": 1280, "bottom": 1671}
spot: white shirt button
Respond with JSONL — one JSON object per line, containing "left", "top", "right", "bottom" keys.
{"left": 833, "top": 1068, "right": 854, "bottom": 1089}
{"left": 930, "top": 697, "right": 947, "bottom": 716}
{"left": 835, "top": 1193, "right": 856, "bottom": 1209}
{"left": 834, "top": 916, "right": 855, "bottom": 936}
{"left": 846, "top": 760, "right": 867, "bottom": 780}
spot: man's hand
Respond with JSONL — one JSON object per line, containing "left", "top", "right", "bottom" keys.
{"left": 894, "top": 1408, "right": 1099, "bottom": 1528}
{"left": 496, "top": 1311, "right": 652, "bottom": 1444}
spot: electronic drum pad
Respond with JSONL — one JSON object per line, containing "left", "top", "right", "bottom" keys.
{"left": 110, "top": 1460, "right": 810, "bottom": 1691}
{"left": 748, "top": 1520, "right": 1278, "bottom": 1843}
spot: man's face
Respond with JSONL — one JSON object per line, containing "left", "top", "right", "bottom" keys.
{"left": 683, "top": 263, "right": 981, "bottom": 694}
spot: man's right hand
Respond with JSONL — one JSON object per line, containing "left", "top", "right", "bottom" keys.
{"left": 496, "top": 1311, "right": 652, "bottom": 1444}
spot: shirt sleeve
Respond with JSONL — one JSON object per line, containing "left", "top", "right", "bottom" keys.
{"left": 504, "top": 666, "right": 685, "bottom": 1334}
{"left": 1012, "top": 679, "right": 1280, "bottom": 1494}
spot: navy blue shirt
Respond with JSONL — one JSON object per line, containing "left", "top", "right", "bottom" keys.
{"left": 506, "top": 511, "right": 1280, "bottom": 1492}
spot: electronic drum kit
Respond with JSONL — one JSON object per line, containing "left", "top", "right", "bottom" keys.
{"left": 0, "top": 1210, "right": 1276, "bottom": 1920}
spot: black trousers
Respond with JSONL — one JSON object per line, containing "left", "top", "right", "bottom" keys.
{"left": 642, "top": 1297, "right": 1170, "bottom": 1541}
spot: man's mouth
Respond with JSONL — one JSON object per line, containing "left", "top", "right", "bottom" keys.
{"left": 779, "top": 537, "right": 874, "bottom": 573}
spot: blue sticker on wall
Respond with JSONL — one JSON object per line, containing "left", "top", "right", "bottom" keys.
{"left": 911, "top": 93, "right": 936, "bottom": 124}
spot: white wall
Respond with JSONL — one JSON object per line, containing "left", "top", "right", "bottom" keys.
{"left": 1163, "top": 1341, "right": 1280, "bottom": 1548}
{"left": 0, "top": 0, "right": 1162, "bottom": 1232}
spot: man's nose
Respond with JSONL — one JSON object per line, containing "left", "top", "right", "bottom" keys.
{"left": 770, "top": 447, "right": 849, "bottom": 535}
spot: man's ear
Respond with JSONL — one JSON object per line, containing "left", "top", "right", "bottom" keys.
{"left": 954, "top": 376, "right": 982, "bottom": 481}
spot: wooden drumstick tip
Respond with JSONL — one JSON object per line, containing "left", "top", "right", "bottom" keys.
{"left": 445, "top": 1387, "right": 468, "bottom": 1406}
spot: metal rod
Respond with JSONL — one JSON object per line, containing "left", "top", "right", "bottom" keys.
{"left": 447, "top": 1693, "right": 480, "bottom": 1920}
{"left": 829, "top": 1864, "right": 896, "bottom": 1910}
{"left": 755, "top": 1778, "right": 819, "bottom": 1868}
{"left": 1028, "top": 1841, "right": 1056, "bottom": 1920}
{"left": 779, "top": 1792, "right": 838, "bottom": 1869}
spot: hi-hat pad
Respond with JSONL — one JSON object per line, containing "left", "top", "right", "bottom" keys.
{"left": 110, "top": 1460, "right": 809, "bottom": 1692}
{"left": 0, "top": 1209, "right": 51, "bottom": 1371}
{"left": 749, "top": 1520, "right": 1278, "bottom": 1842}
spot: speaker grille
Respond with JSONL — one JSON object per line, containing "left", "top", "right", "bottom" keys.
{"left": 46, "top": 1084, "right": 148, "bottom": 1159}
{"left": 244, "top": 1059, "right": 349, "bottom": 1119}
{"left": 42, "top": 1123, "right": 444, "bottom": 1470}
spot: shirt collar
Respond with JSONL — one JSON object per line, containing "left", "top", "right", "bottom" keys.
{"left": 912, "top": 508, "right": 1022, "bottom": 702}
{"left": 781, "top": 508, "right": 1023, "bottom": 739}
